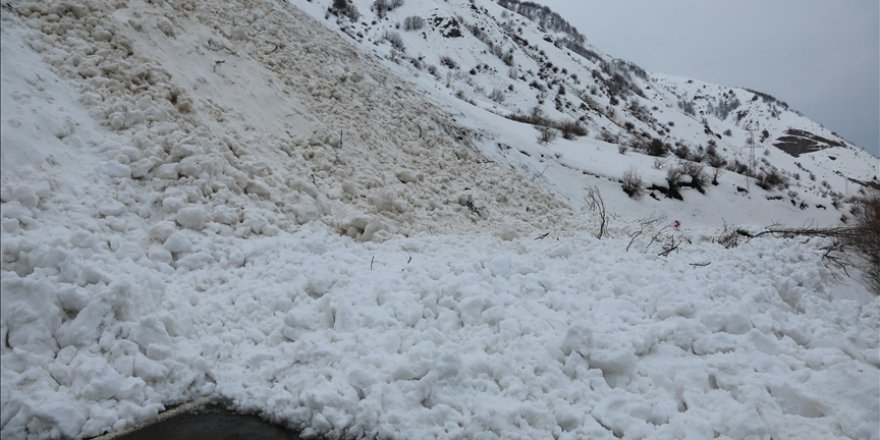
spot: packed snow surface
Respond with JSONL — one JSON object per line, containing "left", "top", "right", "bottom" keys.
{"left": 1, "top": 0, "right": 878, "bottom": 440}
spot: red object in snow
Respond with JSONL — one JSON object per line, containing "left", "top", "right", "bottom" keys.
{"left": 674, "top": 220, "right": 681, "bottom": 231}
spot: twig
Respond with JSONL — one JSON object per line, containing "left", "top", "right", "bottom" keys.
{"left": 658, "top": 240, "right": 680, "bottom": 257}
{"left": 535, "top": 232, "right": 550, "bottom": 240}
{"left": 646, "top": 225, "right": 671, "bottom": 251}
{"left": 626, "top": 216, "right": 664, "bottom": 252}
{"left": 689, "top": 262, "right": 711, "bottom": 267}
{"left": 370, "top": 256, "right": 374, "bottom": 271}
{"left": 586, "top": 186, "right": 607, "bottom": 239}
{"left": 213, "top": 59, "right": 225, "bottom": 73}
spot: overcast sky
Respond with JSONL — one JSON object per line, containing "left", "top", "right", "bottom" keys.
{"left": 537, "top": 0, "right": 880, "bottom": 157}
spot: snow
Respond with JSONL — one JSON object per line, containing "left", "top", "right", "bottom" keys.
{"left": 1, "top": 0, "right": 878, "bottom": 440}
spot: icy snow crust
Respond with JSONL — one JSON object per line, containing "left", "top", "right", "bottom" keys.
{"left": 1, "top": 0, "right": 878, "bottom": 439}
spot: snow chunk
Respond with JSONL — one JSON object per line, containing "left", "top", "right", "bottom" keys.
{"left": 163, "top": 230, "right": 192, "bottom": 254}
{"left": 175, "top": 206, "right": 210, "bottom": 230}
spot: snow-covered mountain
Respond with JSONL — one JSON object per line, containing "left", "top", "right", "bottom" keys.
{"left": 1, "top": 1, "right": 878, "bottom": 440}
{"left": 296, "top": 0, "right": 878, "bottom": 227}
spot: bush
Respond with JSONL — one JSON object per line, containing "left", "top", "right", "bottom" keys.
{"left": 679, "top": 161, "right": 707, "bottom": 193}
{"left": 402, "top": 15, "right": 425, "bottom": 31}
{"left": 665, "top": 166, "right": 684, "bottom": 199}
{"left": 846, "top": 191, "right": 880, "bottom": 293}
{"left": 373, "top": 0, "right": 404, "bottom": 18}
{"left": 673, "top": 144, "right": 690, "bottom": 160}
{"left": 382, "top": 31, "right": 405, "bottom": 51}
{"left": 559, "top": 121, "right": 587, "bottom": 140}
{"left": 755, "top": 168, "right": 786, "bottom": 191}
{"left": 622, "top": 168, "right": 643, "bottom": 199}
{"left": 489, "top": 88, "right": 505, "bottom": 103}
{"left": 537, "top": 125, "right": 557, "bottom": 144}
{"left": 332, "top": 0, "right": 360, "bottom": 20}
{"left": 508, "top": 107, "right": 587, "bottom": 141}
{"left": 647, "top": 138, "right": 667, "bottom": 157}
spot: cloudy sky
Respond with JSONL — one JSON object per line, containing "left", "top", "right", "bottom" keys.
{"left": 537, "top": 0, "right": 879, "bottom": 157}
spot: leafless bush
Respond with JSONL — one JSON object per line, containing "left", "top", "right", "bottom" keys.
{"left": 382, "top": 31, "right": 405, "bottom": 51}
{"left": 600, "top": 130, "right": 620, "bottom": 144}
{"left": 537, "top": 125, "right": 557, "bottom": 144}
{"left": 618, "top": 144, "right": 628, "bottom": 154}
{"left": 586, "top": 186, "right": 607, "bottom": 239}
{"left": 373, "top": 0, "right": 404, "bottom": 18}
{"left": 665, "top": 166, "right": 683, "bottom": 199}
{"left": 332, "top": 0, "right": 360, "bottom": 21}
{"left": 559, "top": 120, "right": 587, "bottom": 140}
{"left": 489, "top": 88, "right": 505, "bottom": 103}
{"left": 679, "top": 161, "right": 707, "bottom": 193}
{"left": 508, "top": 107, "right": 587, "bottom": 141}
{"left": 846, "top": 191, "right": 880, "bottom": 293}
{"left": 622, "top": 168, "right": 643, "bottom": 199}
{"left": 755, "top": 168, "right": 787, "bottom": 191}
{"left": 653, "top": 157, "right": 665, "bottom": 170}
{"left": 402, "top": 15, "right": 425, "bottom": 31}
{"left": 711, "top": 166, "right": 724, "bottom": 185}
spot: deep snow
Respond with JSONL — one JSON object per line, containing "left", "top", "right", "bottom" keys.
{"left": 1, "top": 1, "right": 878, "bottom": 439}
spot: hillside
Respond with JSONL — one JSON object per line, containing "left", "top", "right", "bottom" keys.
{"left": 296, "top": 0, "right": 878, "bottom": 227}
{"left": 1, "top": 1, "right": 877, "bottom": 440}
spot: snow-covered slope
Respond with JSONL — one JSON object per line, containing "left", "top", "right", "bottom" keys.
{"left": 295, "top": 0, "right": 878, "bottom": 227}
{"left": 1, "top": 1, "right": 878, "bottom": 440}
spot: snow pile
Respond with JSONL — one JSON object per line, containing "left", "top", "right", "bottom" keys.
{"left": 1, "top": 0, "right": 878, "bottom": 439}
{"left": 3, "top": 220, "right": 878, "bottom": 439}
{"left": 3, "top": 0, "right": 573, "bottom": 243}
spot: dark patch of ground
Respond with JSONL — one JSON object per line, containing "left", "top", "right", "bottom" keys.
{"left": 773, "top": 128, "right": 844, "bottom": 157}
{"left": 92, "top": 403, "right": 306, "bottom": 440}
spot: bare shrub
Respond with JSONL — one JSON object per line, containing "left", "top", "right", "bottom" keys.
{"left": 622, "top": 168, "right": 643, "bottom": 199}
{"left": 489, "top": 88, "right": 505, "bottom": 103}
{"left": 755, "top": 168, "right": 787, "bottom": 191}
{"left": 647, "top": 138, "right": 667, "bottom": 157}
{"left": 618, "top": 144, "right": 628, "bottom": 154}
{"left": 600, "top": 130, "right": 620, "bottom": 144}
{"left": 537, "top": 125, "right": 558, "bottom": 144}
{"left": 665, "top": 166, "right": 683, "bottom": 199}
{"left": 373, "top": 0, "right": 403, "bottom": 18}
{"left": 711, "top": 166, "right": 724, "bottom": 185}
{"left": 402, "top": 15, "right": 425, "bottom": 31}
{"left": 679, "top": 161, "right": 707, "bottom": 193}
{"left": 382, "top": 31, "right": 405, "bottom": 51}
{"left": 653, "top": 157, "right": 665, "bottom": 170}
{"left": 508, "top": 107, "right": 586, "bottom": 140}
{"left": 586, "top": 186, "right": 607, "bottom": 239}
{"left": 846, "top": 191, "right": 880, "bottom": 293}
{"left": 332, "top": 0, "right": 360, "bottom": 20}
{"left": 559, "top": 120, "right": 587, "bottom": 140}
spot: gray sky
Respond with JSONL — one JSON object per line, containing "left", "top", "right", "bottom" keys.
{"left": 537, "top": 0, "right": 880, "bottom": 157}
